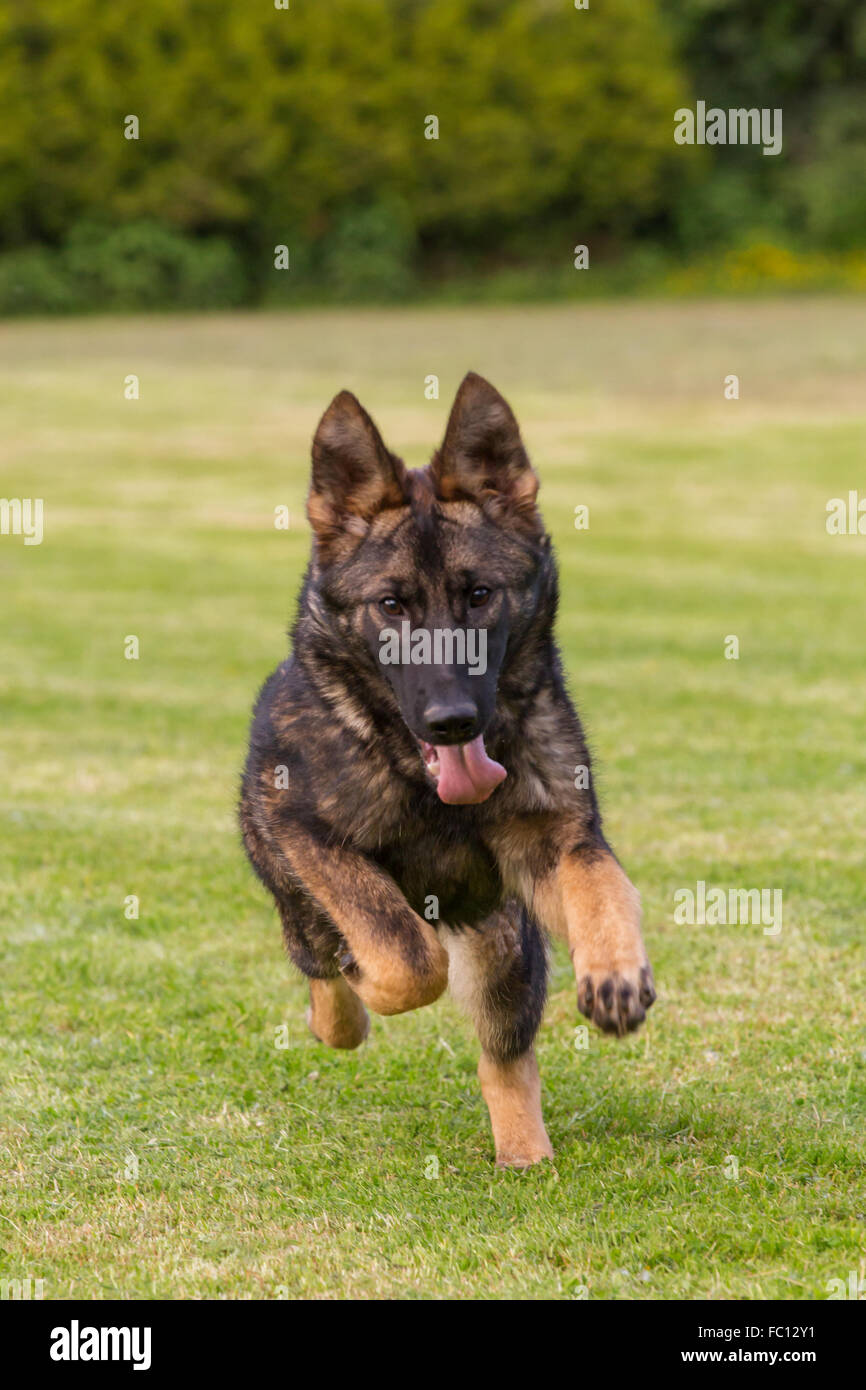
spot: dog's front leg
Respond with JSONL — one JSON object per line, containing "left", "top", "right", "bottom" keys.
{"left": 276, "top": 820, "right": 448, "bottom": 1016}
{"left": 535, "top": 844, "right": 655, "bottom": 1036}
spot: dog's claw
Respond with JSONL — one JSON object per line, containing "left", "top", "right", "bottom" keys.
{"left": 638, "top": 964, "right": 656, "bottom": 1009}
{"left": 337, "top": 947, "right": 359, "bottom": 978}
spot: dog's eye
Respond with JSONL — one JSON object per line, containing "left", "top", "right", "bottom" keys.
{"left": 469, "top": 586, "right": 491, "bottom": 608}
{"left": 380, "top": 597, "right": 404, "bottom": 617}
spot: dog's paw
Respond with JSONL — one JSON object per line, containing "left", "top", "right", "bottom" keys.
{"left": 577, "top": 963, "right": 655, "bottom": 1037}
{"left": 495, "top": 1141, "right": 554, "bottom": 1170}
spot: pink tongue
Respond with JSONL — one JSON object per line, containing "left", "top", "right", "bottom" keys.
{"left": 434, "top": 735, "right": 507, "bottom": 805}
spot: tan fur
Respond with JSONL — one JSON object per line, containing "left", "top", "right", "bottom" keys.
{"left": 307, "top": 977, "right": 370, "bottom": 1049}
{"left": 275, "top": 822, "right": 449, "bottom": 1016}
{"left": 477, "top": 1050, "right": 553, "bottom": 1168}
{"left": 533, "top": 850, "right": 654, "bottom": 1036}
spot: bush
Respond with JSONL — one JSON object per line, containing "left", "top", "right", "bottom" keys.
{"left": 322, "top": 199, "right": 416, "bottom": 302}
{"left": 673, "top": 170, "right": 788, "bottom": 253}
{"left": 62, "top": 221, "right": 247, "bottom": 311}
{"left": 0, "top": 0, "right": 686, "bottom": 271}
{"left": 665, "top": 242, "right": 866, "bottom": 295}
{"left": 0, "top": 247, "right": 82, "bottom": 315}
{"left": 177, "top": 235, "right": 248, "bottom": 309}
{"left": 790, "top": 97, "right": 866, "bottom": 253}
{"left": 0, "top": 222, "right": 248, "bottom": 316}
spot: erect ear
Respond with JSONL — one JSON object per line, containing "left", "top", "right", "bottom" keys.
{"left": 430, "top": 372, "right": 540, "bottom": 530}
{"left": 307, "top": 391, "right": 407, "bottom": 556}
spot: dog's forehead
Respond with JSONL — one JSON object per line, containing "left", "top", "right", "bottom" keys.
{"left": 370, "top": 499, "right": 490, "bottom": 575}
{"left": 339, "top": 491, "right": 539, "bottom": 599}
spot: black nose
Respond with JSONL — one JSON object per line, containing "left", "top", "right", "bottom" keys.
{"left": 423, "top": 700, "right": 479, "bottom": 744}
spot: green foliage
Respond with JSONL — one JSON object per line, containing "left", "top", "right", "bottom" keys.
{"left": 666, "top": 241, "right": 866, "bottom": 294}
{"left": 661, "top": 0, "right": 866, "bottom": 252}
{"left": 322, "top": 198, "right": 416, "bottom": 301}
{"left": 0, "top": 221, "right": 246, "bottom": 315}
{"left": 0, "top": 0, "right": 863, "bottom": 309}
{"left": 62, "top": 221, "right": 247, "bottom": 311}
{"left": 0, "top": 246, "right": 79, "bottom": 315}
{"left": 0, "top": 0, "right": 686, "bottom": 302}
{"left": 790, "top": 95, "right": 866, "bottom": 251}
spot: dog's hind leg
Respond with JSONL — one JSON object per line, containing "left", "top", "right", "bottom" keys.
{"left": 307, "top": 977, "right": 369, "bottom": 1050}
{"left": 270, "top": 890, "right": 370, "bottom": 1050}
{"left": 446, "top": 904, "right": 552, "bottom": 1168}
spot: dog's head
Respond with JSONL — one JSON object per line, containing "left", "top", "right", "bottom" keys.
{"left": 305, "top": 373, "right": 551, "bottom": 805}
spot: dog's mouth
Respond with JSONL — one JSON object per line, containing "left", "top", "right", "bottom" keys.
{"left": 419, "top": 735, "right": 507, "bottom": 805}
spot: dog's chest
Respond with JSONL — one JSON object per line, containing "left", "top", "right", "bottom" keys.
{"left": 374, "top": 817, "right": 503, "bottom": 928}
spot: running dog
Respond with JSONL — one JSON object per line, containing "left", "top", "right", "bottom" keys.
{"left": 240, "top": 373, "right": 655, "bottom": 1166}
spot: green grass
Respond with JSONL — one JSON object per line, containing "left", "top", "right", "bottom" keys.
{"left": 1, "top": 299, "right": 864, "bottom": 1300}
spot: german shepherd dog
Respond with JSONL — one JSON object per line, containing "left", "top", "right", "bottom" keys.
{"left": 240, "top": 374, "right": 655, "bottom": 1167}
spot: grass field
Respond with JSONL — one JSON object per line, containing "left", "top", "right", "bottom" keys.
{"left": 1, "top": 298, "right": 865, "bottom": 1301}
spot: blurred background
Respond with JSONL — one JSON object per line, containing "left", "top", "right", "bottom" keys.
{"left": 0, "top": 0, "right": 865, "bottom": 315}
